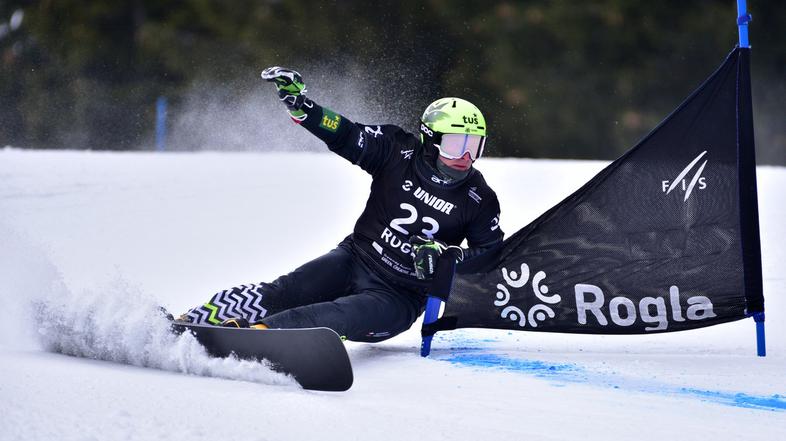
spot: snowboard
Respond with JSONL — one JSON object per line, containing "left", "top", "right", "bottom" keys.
{"left": 171, "top": 322, "right": 353, "bottom": 392}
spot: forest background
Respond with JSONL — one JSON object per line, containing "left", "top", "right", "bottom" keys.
{"left": 1, "top": 1, "right": 783, "bottom": 164}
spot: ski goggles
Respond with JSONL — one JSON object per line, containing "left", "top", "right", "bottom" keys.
{"left": 436, "top": 133, "right": 486, "bottom": 161}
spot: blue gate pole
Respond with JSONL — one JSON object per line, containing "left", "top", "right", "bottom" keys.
{"left": 754, "top": 312, "right": 766, "bottom": 356}
{"left": 420, "top": 296, "right": 442, "bottom": 357}
{"left": 420, "top": 249, "right": 460, "bottom": 357}
{"left": 155, "top": 96, "right": 168, "bottom": 151}
{"left": 737, "top": 0, "right": 763, "bottom": 357}
{"left": 737, "top": 0, "right": 751, "bottom": 48}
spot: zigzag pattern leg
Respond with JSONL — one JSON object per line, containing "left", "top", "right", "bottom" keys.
{"left": 246, "top": 284, "right": 268, "bottom": 323}
{"left": 217, "top": 288, "right": 240, "bottom": 320}
{"left": 185, "top": 283, "right": 268, "bottom": 325}
{"left": 190, "top": 307, "right": 209, "bottom": 324}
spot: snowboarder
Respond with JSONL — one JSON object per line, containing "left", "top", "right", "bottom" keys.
{"left": 177, "top": 67, "right": 504, "bottom": 342}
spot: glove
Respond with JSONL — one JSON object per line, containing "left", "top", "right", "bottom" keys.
{"left": 410, "top": 235, "right": 464, "bottom": 280}
{"left": 261, "top": 66, "right": 310, "bottom": 112}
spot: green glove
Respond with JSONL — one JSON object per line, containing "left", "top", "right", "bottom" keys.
{"left": 410, "top": 235, "right": 464, "bottom": 280}
{"left": 261, "top": 66, "right": 310, "bottom": 117}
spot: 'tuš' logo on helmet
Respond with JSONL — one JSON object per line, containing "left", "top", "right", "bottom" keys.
{"left": 462, "top": 114, "right": 479, "bottom": 125}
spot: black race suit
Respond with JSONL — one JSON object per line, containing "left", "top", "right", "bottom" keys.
{"left": 184, "top": 101, "right": 503, "bottom": 341}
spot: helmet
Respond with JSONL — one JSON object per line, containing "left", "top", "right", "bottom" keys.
{"left": 419, "top": 97, "right": 487, "bottom": 161}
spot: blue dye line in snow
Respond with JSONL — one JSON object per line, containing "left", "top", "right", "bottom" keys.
{"left": 438, "top": 352, "right": 785, "bottom": 412}
{"left": 682, "top": 389, "right": 786, "bottom": 411}
{"left": 444, "top": 353, "right": 581, "bottom": 379}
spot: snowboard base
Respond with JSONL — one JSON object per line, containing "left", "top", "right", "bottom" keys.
{"left": 171, "top": 322, "right": 353, "bottom": 392}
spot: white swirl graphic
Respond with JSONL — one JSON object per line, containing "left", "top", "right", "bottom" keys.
{"left": 526, "top": 304, "right": 556, "bottom": 328}
{"left": 502, "top": 263, "right": 530, "bottom": 288}
{"left": 532, "top": 270, "right": 561, "bottom": 304}
{"left": 494, "top": 284, "right": 511, "bottom": 307}
{"left": 494, "top": 261, "right": 561, "bottom": 329}
{"left": 501, "top": 306, "right": 527, "bottom": 327}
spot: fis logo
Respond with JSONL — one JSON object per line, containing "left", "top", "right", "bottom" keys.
{"left": 662, "top": 150, "right": 708, "bottom": 201}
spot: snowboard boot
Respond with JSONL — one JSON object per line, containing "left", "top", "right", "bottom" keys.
{"left": 174, "top": 313, "right": 192, "bottom": 324}
{"left": 220, "top": 317, "right": 268, "bottom": 330}
{"left": 221, "top": 317, "right": 249, "bottom": 328}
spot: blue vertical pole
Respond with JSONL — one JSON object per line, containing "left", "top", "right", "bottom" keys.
{"left": 420, "top": 296, "right": 442, "bottom": 357}
{"left": 737, "top": 0, "right": 763, "bottom": 357}
{"left": 156, "top": 96, "right": 168, "bottom": 152}
{"left": 754, "top": 312, "right": 766, "bottom": 356}
{"left": 737, "top": 0, "right": 751, "bottom": 48}
{"left": 420, "top": 249, "right": 460, "bottom": 357}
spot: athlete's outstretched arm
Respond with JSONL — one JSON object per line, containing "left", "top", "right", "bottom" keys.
{"left": 261, "top": 66, "right": 392, "bottom": 175}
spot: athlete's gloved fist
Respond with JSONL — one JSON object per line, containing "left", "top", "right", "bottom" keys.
{"left": 261, "top": 66, "right": 309, "bottom": 111}
{"left": 410, "top": 235, "right": 464, "bottom": 280}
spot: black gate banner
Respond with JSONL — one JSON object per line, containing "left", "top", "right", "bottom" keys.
{"left": 429, "top": 47, "right": 763, "bottom": 335}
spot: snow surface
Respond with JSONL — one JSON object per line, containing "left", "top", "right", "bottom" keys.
{"left": 1, "top": 148, "right": 784, "bottom": 441}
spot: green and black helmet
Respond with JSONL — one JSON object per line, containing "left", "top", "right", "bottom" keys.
{"left": 419, "top": 97, "right": 487, "bottom": 161}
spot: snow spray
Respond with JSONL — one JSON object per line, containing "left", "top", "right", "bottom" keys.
{"left": 0, "top": 224, "right": 295, "bottom": 387}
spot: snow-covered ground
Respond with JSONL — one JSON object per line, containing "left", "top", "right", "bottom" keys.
{"left": 1, "top": 148, "right": 784, "bottom": 441}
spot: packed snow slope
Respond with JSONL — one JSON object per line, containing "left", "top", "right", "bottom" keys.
{"left": 1, "top": 148, "right": 784, "bottom": 441}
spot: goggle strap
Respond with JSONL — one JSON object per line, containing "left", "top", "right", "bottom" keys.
{"left": 419, "top": 120, "right": 442, "bottom": 146}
